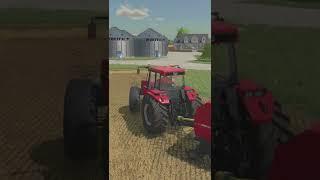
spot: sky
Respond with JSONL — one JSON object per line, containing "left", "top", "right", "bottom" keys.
{"left": 109, "top": 0, "right": 211, "bottom": 40}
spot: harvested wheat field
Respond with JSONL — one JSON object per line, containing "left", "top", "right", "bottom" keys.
{"left": 0, "top": 27, "right": 107, "bottom": 180}
{"left": 109, "top": 71, "right": 212, "bottom": 180}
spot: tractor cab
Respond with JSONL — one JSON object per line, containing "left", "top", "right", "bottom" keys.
{"left": 138, "top": 65, "right": 186, "bottom": 96}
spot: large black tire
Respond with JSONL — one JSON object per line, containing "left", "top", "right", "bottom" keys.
{"left": 63, "top": 79, "right": 98, "bottom": 160}
{"left": 129, "top": 86, "right": 140, "bottom": 112}
{"left": 141, "top": 95, "right": 169, "bottom": 134}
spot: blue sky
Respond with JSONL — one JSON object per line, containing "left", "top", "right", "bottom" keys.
{"left": 109, "top": 0, "right": 211, "bottom": 40}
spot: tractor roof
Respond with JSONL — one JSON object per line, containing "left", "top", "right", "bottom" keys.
{"left": 150, "top": 66, "right": 185, "bottom": 76}
{"left": 211, "top": 12, "right": 238, "bottom": 43}
{"left": 212, "top": 16, "right": 238, "bottom": 43}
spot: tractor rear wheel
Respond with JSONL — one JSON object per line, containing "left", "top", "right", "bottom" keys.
{"left": 129, "top": 86, "right": 140, "bottom": 112}
{"left": 141, "top": 95, "right": 169, "bottom": 134}
{"left": 63, "top": 79, "right": 98, "bottom": 160}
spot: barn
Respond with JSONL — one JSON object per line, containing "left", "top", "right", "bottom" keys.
{"left": 134, "top": 28, "right": 168, "bottom": 57}
{"left": 109, "top": 27, "right": 135, "bottom": 58}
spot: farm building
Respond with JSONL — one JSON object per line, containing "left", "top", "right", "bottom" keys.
{"left": 109, "top": 27, "right": 135, "bottom": 58}
{"left": 135, "top": 28, "right": 168, "bottom": 57}
{"left": 173, "top": 34, "right": 208, "bottom": 51}
{"left": 109, "top": 27, "right": 168, "bottom": 58}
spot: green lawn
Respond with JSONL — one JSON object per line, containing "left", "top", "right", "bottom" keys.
{"left": 109, "top": 64, "right": 211, "bottom": 98}
{"left": 109, "top": 64, "right": 139, "bottom": 70}
{"left": 0, "top": 8, "right": 106, "bottom": 28}
{"left": 214, "top": 24, "right": 320, "bottom": 118}
{"left": 185, "top": 70, "right": 211, "bottom": 99}
{"left": 192, "top": 56, "right": 212, "bottom": 64}
{"left": 240, "top": 0, "right": 320, "bottom": 9}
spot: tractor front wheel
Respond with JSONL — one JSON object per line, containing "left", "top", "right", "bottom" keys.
{"left": 141, "top": 95, "right": 169, "bottom": 134}
{"left": 129, "top": 86, "right": 140, "bottom": 112}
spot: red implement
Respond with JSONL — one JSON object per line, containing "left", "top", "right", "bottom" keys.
{"left": 268, "top": 122, "right": 320, "bottom": 180}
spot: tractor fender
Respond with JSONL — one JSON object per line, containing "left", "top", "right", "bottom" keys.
{"left": 194, "top": 102, "right": 211, "bottom": 144}
{"left": 184, "top": 86, "right": 198, "bottom": 101}
{"left": 236, "top": 80, "right": 274, "bottom": 125}
{"left": 146, "top": 90, "right": 170, "bottom": 105}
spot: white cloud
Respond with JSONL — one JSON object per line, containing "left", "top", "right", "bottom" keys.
{"left": 116, "top": 4, "right": 149, "bottom": 20}
{"left": 155, "top": 17, "right": 165, "bottom": 21}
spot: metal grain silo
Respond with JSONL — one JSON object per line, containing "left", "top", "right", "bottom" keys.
{"left": 109, "top": 27, "right": 135, "bottom": 58}
{"left": 136, "top": 28, "right": 168, "bottom": 57}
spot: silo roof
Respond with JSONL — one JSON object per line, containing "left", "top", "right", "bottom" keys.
{"left": 137, "top": 28, "right": 168, "bottom": 40}
{"left": 109, "top": 27, "right": 135, "bottom": 38}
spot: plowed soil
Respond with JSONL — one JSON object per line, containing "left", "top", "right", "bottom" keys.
{"left": 109, "top": 71, "right": 211, "bottom": 180}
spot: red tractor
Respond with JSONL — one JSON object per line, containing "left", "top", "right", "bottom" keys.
{"left": 212, "top": 12, "right": 294, "bottom": 179}
{"left": 129, "top": 65, "right": 203, "bottom": 133}
{"left": 129, "top": 65, "right": 212, "bottom": 155}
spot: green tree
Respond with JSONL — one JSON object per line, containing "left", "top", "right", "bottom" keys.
{"left": 199, "top": 43, "right": 211, "bottom": 61}
{"left": 176, "top": 27, "right": 189, "bottom": 37}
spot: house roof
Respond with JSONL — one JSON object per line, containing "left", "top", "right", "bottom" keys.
{"left": 175, "top": 34, "right": 208, "bottom": 41}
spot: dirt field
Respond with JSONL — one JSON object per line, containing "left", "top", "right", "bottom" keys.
{"left": 109, "top": 72, "right": 211, "bottom": 180}
{"left": 0, "top": 27, "right": 107, "bottom": 179}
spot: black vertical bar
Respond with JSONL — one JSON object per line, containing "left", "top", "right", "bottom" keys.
{"left": 227, "top": 43, "right": 238, "bottom": 84}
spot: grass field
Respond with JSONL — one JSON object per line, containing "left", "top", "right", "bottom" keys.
{"left": 240, "top": 0, "right": 320, "bottom": 9}
{"left": 214, "top": 24, "right": 320, "bottom": 127}
{"left": 185, "top": 70, "right": 211, "bottom": 98}
{"left": 109, "top": 64, "right": 139, "bottom": 70}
